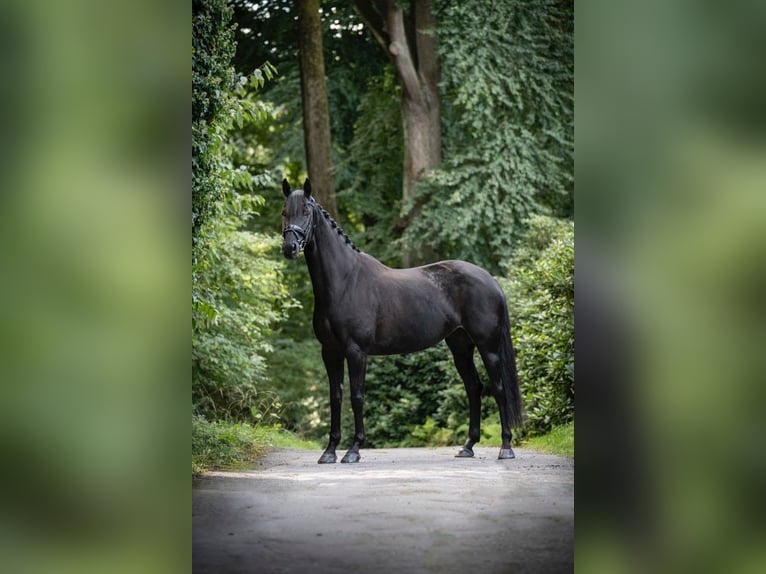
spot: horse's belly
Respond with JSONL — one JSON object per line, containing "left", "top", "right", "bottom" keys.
{"left": 367, "top": 309, "right": 455, "bottom": 356}
{"left": 367, "top": 337, "right": 444, "bottom": 356}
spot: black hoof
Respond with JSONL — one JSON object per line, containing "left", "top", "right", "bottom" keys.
{"left": 341, "top": 451, "right": 360, "bottom": 463}
{"left": 498, "top": 448, "right": 516, "bottom": 460}
{"left": 318, "top": 452, "right": 337, "bottom": 464}
{"left": 455, "top": 447, "right": 475, "bottom": 458}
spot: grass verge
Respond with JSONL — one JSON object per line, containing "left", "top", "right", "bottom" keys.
{"left": 520, "top": 421, "right": 574, "bottom": 457}
{"left": 192, "top": 415, "right": 320, "bottom": 475}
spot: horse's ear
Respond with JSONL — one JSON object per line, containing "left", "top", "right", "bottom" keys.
{"left": 303, "top": 178, "right": 312, "bottom": 199}
{"left": 282, "top": 179, "right": 291, "bottom": 197}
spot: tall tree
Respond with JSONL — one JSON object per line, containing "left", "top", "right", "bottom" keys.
{"left": 402, "top": 0, "right": 574, "bottom": 273}
{"left": 297, "top": 0, "right": 338, "bottom": 218}
{"left": 353, "top": 0, "right": 442, "bottom": 265}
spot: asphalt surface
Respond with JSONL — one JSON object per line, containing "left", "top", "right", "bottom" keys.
{"left": 192, "top": 446, "right": 573, "bottom": 574}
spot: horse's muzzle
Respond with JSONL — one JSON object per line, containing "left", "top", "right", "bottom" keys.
{"left": 282, "top": 241, "right": 299, "bottom": 260}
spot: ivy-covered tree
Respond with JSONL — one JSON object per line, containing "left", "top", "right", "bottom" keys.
{"left": 192, "top": 0, "right": 236, "bottom": 270}
{"left": 403, "top": 0, "right": 574, "bottom": 273}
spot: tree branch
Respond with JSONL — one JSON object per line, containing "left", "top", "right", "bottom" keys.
{"left": 352, "top": 0, "right": 389, "bottom": 53}
{"left": 386, "top": 0, "right": 421, "bottom": 102}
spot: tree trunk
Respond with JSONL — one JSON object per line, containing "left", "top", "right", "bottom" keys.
{"left": 354, "top": 0, "right": 442, "bottom": 266}
{"left": 297, "top": 0, "right": 338, "bottom": 218}
{"left": 397, "top": 1, "right": 441, "bottom": 216}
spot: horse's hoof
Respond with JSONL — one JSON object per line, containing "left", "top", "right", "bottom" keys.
{"left": 340, "top": 451, "right": 360, "bottom": 463}
{"left": 318, "top": 452, "right": 337, "bottom": 464}
{"left": 498, "top": 448, "right": 516, "bottom": 460}
{"left": 455, "top": 447, "right": 474, "bottom": 458}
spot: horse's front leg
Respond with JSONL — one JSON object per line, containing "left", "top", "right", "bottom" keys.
{"left": 318, "top": 347, "right": 344, "bottom": 464}
{"left": 341, "top": 346, "right": 367, "bottom": 463}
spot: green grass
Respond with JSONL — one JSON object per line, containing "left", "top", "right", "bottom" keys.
{"left": 192, "top": 415, "right": 320, "bottom": 475}
{"left": 520, "top": 421, "right": 574, "bottom": 457}
{"left": 264, "top": 427, "right": 322, "bottom": 450}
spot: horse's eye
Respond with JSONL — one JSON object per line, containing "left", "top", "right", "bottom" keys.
{"left": 281, "top": 210, "right": 287, "bottom": 217}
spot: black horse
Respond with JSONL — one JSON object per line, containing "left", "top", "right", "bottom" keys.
{"left": 281, "top": 179, "right": 523, "bottom": 463}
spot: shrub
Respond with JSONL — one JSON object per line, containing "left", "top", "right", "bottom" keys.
{"left": 192, "top": 414, "right": 266, "bottom": 474}
{"left": 192, "top": 208, "right": 298, "bottom": 421}
{"left": 501, "top": 215, "right": 574, "bottom": 436}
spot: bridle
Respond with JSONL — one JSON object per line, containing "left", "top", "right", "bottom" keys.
{"left": 282, "top": 199, "right": 315, "bottom": 253}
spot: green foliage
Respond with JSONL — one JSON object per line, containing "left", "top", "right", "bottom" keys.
{"left": 192, "top": 415, "right": 321, "bottom": 475}
{"left": 198, "top": 1, "right": 574, "bottom": 453}
{"left": 341, "top": 67, "right": 404, "bottom": 266}
{"left": 263, "top": 337, "right": 327, "bottom": 437}
{"left": 521, "top": 421, "right": 574, "bottom": 457}
{"left": 264, "top": 426, "right": 322, "bottom": 450}
{"left": 192, "top": 197, "right": 298, "bottom": 420}
{"left": 359, "top": 346, "right": 461, "bottom": 447}
{"left": 192, "top": 0, "right": 237, "bottom": 265}
{"left": 192, "top": 414, "right": 267, "bottom": 474}
{"left": 501, "top": 215, "right": 574, "bottom": 436}
{"left": 264, "top": 219, "right": 574, "bottom": 447}
{"left": 402, "top": 417, "right": 455, "bottom": 447}
{"left": 404, "top": 0, "right": 574, "bottom": 273}
{"left": 192, "top": 0, "right": 291, "bottom": 426}
{"left": 192, "top": 0, "right": 278, "bottom": 316}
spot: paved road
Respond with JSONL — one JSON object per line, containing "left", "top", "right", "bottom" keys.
{"left": 192, "top": 446, "right": 573, "bottom": 574}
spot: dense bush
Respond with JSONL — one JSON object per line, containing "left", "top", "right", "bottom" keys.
{"left": 501, "top": 215, "right": 574, "bottom": 435}
{"left": 192, "top": 197, "right": 297, "bottom": 421}
{"left": 360, "top": 346, "right": 461, "bottom": 447}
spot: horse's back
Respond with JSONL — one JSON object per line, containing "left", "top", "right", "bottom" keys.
{"left": 418, "top": 259, "right": 505, "bottom": 301}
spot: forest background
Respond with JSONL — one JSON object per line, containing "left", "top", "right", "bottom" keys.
{"left": 2, "top": 0, "right": 762, "bottom": 571}
{"left": 192, "top": 0, "right": 574, "bottom": 470}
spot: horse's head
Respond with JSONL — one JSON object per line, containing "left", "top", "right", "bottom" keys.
{"left": 281, "top": 178, "right": 315, "bottom": 260}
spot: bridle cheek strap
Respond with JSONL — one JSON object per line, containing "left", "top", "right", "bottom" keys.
{"left": 282, "top": 206, "right": 314, "bottom": 252}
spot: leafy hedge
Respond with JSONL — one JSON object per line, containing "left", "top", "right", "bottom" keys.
{"left": 192, "top": 210, "right": 297, "bottom": 421}
{"left": 501, "top": 215, "right": 574, "bottom": 435}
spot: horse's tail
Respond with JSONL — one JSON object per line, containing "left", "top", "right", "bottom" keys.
{"left": 500, "top": 310, "right": 524, "bottom": 428}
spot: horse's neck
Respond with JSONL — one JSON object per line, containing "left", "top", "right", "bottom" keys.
{"left": 305, "top": 212, "right": 358, "bottom": 306}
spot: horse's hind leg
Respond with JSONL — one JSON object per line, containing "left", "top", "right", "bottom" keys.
{"left": 447, "top": 330, "right": 482, "bottom": 458}
{"left": 478, "top": 345, "right": 516, "bottom": 459}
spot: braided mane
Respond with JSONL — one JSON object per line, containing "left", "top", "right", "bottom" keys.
{"left": 310, "top": 198, "right": 361, "bottom": 253}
